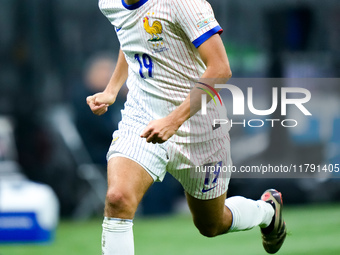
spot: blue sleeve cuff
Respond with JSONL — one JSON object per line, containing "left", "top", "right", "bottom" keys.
{"left": 121, "top": 0, "right": 149, "bottom": 10}
{"left": 192, "top": 25, "right": 223, "bottom": 48}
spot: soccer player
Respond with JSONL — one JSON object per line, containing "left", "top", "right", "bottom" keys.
{"left": 86, "top": 0, "right": 287, "bottom": 254}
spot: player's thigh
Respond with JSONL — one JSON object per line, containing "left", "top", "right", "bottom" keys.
{"left": 167, "top": 135, "right": 232, "bottom": 200}
{"left": 106, "top": 156, "right": 154, "bottom": 210}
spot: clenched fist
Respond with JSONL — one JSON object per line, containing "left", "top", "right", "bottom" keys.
{"left": 86, "top": 92, "right": 116, "bottom": 116}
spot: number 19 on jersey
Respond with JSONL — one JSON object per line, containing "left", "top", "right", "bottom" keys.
{"left": 135, "top": 53, "right": 153, "bottom": 79}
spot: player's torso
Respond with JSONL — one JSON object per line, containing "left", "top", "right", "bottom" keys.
{"left": 99, "top": 0, "right": 206, "bottom": 104}
{"left": 99, "top": 0, "right": 229, "bottom": 142}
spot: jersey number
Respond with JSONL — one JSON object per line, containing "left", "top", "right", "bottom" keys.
{"left": 204, "top": 161, "right": 222, "bottom": 186}
{"left": 135, "top": 53, "right": 153, "bottom": 79}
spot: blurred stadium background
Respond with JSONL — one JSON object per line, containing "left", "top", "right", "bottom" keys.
{"left": 0, "top": 0, "right": 340, "bottom": 254}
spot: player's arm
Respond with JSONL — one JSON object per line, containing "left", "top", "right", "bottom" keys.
{"left": 141, "top": 34, "right": 231, "bottom": 143}
{"left": 86, "top": 49, "right": 129, "bottom": 115}
{"left": 168, "top": 33, "right": 232, "bottom": 124}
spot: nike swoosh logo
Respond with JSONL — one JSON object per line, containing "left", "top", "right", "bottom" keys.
{"left": 115, "top": 27, "right": 122, "bottom": 32}
{"left": 202, "top": 185, "right": 218, "bottom": 193}
{"left": 212, "top": 124, "right": 220, "bottom": 130}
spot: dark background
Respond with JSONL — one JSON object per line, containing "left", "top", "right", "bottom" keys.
{"left": 0, "top": 0, "right": 339, "bottom": 217}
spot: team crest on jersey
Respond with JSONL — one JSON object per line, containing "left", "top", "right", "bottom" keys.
{"left": 143, "top": 13, "right": 169, "bottom": 53}
{"left": 143, "top": 16, "right": 163, "bottom": 42}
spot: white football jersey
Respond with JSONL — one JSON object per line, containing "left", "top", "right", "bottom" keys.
{"left": 99, "top": 0, "right": 229, "bottom": 143}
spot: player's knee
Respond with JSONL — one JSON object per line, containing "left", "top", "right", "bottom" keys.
{"left": 198, "top": 226, "right": 219, "bottom": 238}
{"left": 105, "top": 188, "right": 137, "bottom": 213}
{"left": 195, "top": 223, "right": 220, "bottom": 238}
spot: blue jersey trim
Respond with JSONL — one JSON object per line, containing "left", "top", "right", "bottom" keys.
{"left": 121, "top": 0, "right": 149, "bottom": 10}
{"left": 192, "top": 26, "right": 223, "bottom": 48}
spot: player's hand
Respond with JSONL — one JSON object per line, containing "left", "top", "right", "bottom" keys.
{"left": 141, "top": 117, "right": 180, "bottom": 144}
{"left": 86, "top": 92, "right": 116, "bottom": 116}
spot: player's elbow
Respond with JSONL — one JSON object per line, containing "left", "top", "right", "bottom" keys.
{"left": 221, "top": 63, "right": 232, "bottom": 79}
{"left": 225, "top": 66, "right": 232, "bottom": 79}
{"left": 210, "top": 63, "right": 232, "bottom": 79}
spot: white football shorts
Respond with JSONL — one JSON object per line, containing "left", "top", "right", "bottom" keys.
{"left": 107, "top": 126, "right": 232, "bottom": 200}
{"left": 107, "top": 98, "right": 232, "bottom": 200}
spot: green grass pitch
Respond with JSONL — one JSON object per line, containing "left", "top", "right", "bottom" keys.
{"left": 1, "top": 204, "right": 340, "bottom": 255}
